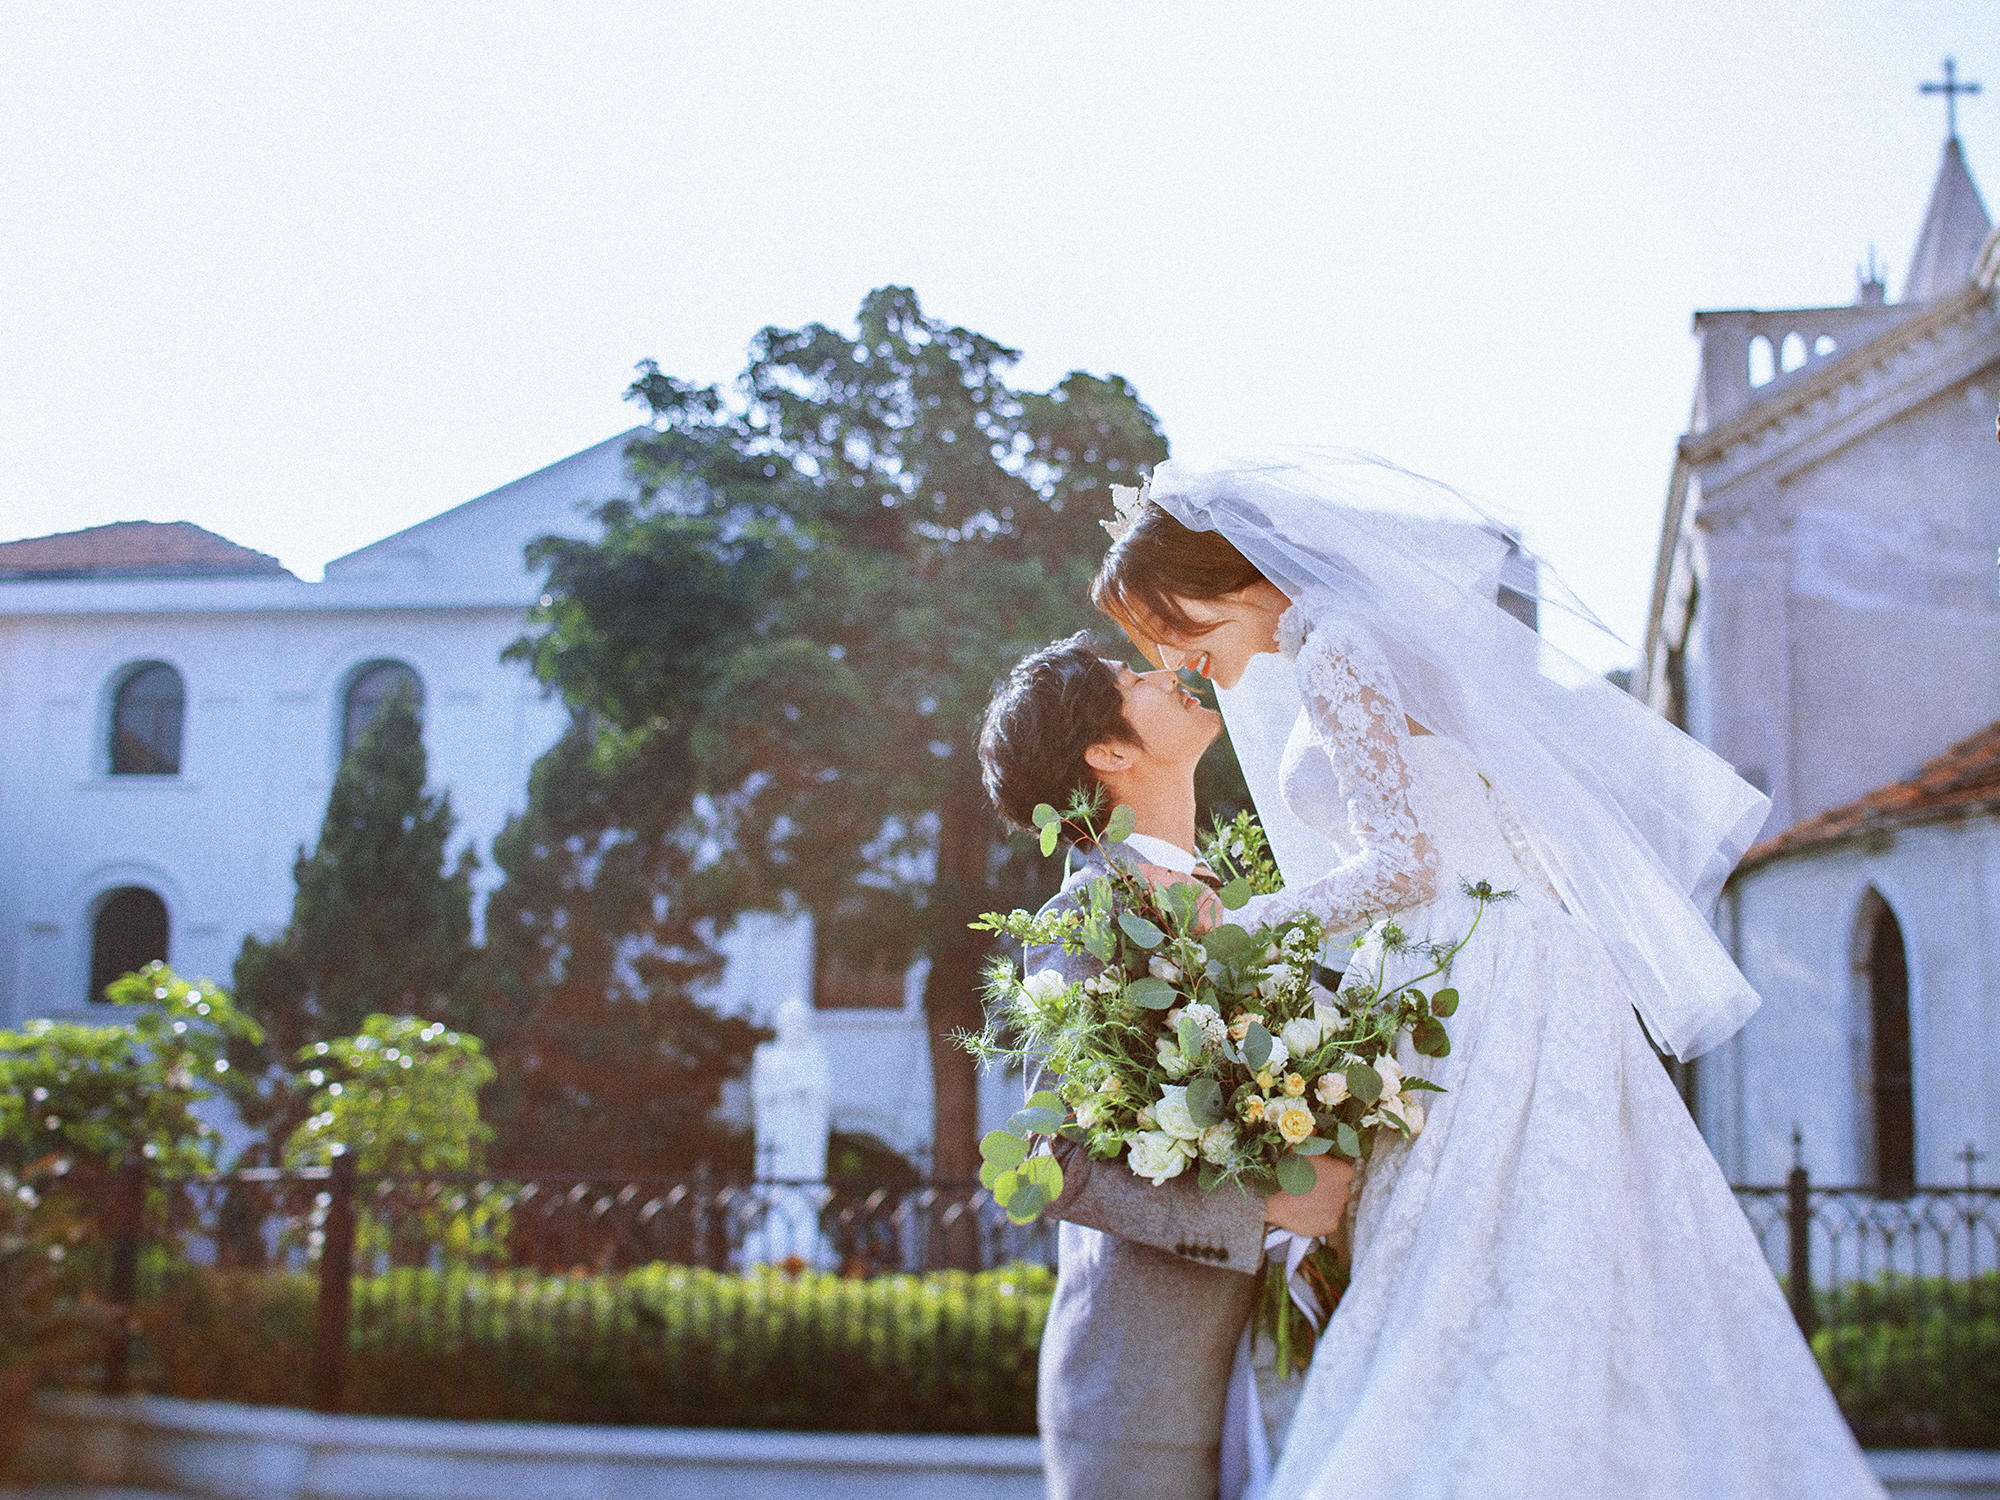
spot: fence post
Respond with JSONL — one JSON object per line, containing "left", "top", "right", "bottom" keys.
{"left": 311, "top": 1153, "right": 359, "bottom": 1413}
{"left": 100, "top": 1157, "right": 145, "bottom": 1397}
{"left": 1786, "top": 1133, "right": 1816, "bottom": 1340}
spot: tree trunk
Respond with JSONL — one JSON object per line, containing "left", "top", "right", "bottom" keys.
{"left": 925, "top": 780, "right": 995, "bottom": 1184}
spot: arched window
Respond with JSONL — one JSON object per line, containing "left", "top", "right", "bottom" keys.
{"left": 342, "top": 661, "right": 423, "bottom": 757}
{"left": 1859, "top": 890, "right": 1916, "bottom": 1195}
{"left": 89, "top": 886, "right": 169, "bottom": 1004}
{"left": 1780, "top": 330, "right": 1808, "bottom": 373}
{"left": 109, "top": 662, "right": 184, "bottom": 775}
{"left": 1747, "top": 334, "right": 1776, "bottom": 388}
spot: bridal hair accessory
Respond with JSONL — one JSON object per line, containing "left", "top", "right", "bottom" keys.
{"left": 1102, "top": 478, "right": 1151, "bottom": 542}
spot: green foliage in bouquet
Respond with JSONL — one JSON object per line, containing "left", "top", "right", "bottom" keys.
{"left": 963, "top": 796, "right": 1508, "bottom": 1372}
{"left": 965, "top": 795, "right": 1502, "bottom": 1219}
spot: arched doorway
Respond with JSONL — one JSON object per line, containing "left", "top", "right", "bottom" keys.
{"left": 89, "top": 886, "right": 170, "bottom": 1004}
{"left": 1858, "top": 889, "right": 1915, "bottom": 1195}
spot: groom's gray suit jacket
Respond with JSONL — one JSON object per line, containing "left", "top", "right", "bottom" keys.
{"left": 1027, "top": 840, "right": 1267, "bottom": 1500}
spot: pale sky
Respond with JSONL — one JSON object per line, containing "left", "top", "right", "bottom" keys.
{"left": 3, "top": 3, "right": 1994, "bottom": 671}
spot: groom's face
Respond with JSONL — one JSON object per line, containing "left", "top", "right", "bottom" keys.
{"left": 1095, "top": 660, "right": 1222, "bottom": 776}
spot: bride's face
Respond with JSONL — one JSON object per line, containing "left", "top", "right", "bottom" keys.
{"left": 1147, "top": 589, "right": 1283, "bottom": 690}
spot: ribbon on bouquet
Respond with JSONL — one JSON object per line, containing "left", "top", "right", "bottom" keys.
{"left": 1219, "top": 1229, "right": 1322, "bottom": 1500}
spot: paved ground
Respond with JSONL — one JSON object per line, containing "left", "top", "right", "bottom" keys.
{"left": 0, "top": 1489, "right": 184, "bottom": 1498}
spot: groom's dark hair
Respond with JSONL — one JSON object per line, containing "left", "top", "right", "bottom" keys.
{"left": 980, "top": 633, "right": 1137, "bottom": 837}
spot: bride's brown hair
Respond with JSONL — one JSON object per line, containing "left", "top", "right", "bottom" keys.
{"left": 1091, "top": 501, "right": 1266, "bottom": 663}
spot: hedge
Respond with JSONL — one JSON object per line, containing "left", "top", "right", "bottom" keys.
{"left": 1813, "top": 1272, "right": 2000, "bottom": 1449}
{"left": 139, "top": 1260, "right": 1051, "bottom": 1433}
{"left": 94, "top": 1261, "right": 2000, "bottom": 1445}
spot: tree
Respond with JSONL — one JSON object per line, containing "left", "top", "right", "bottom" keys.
{"left": 507, "top": 286, "right": 1170, "bottom": 1178}
{"left": 230, "top": 687, "right": 478, "bottom": 1133}
{"left": 474, "top": 722, "right": 768, "bottom": 1174}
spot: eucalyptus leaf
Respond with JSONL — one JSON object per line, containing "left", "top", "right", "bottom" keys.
{"left": 1335, "top": 1121, "right": 1362, "bottom": 1157}
{"left": 1176, "top": 1015, "right": 1205, "bottom": 1061}
{"left": 1199, "top": 923, "right": 1257, "bottom": 961}
{"left": 1039, "top": 823, "right": 1060, "bottom": 857}
{"left": 1082, "top": 920, "right": 1117, "bottom": 963}
{"left": 1275, "top": 1153, "right": 1317, "bottom": 1196}
{"left": 1010, "top": 1105, "right": 1067, "bottom": 1135}
{"left": 1058, "top": 1123, "right": 1090, "bottom": 1143}
{"left": 980, "top": 1130, "right": 1028, "bottom": 1170}
{"left": 1027, "top": 1090, "right": 1064, "bottom": 1111}
{"left": 1294, "top": 1135, "right": 1333, "bottom": 1156}
{"left": 1186, "top": 1076, "right": 1224, "bottom": 1128}
{"left": 1414, "top": 1017, "right": 1451, "bottom": 1057}
{"left": 1219, "top": 876, "right": 1254, "bottom": 911}
{"left": 1243, "top": 1021, "right": 1273, "bottom": 1073}
{"left": 1031, "top": 803, "right": 1059, "bottom": 828}
{"left": 991, "top": 1168, "right": 1020, "bottom": 1205}
{"left": 1004, "top": 1181, "right": 1048, "bottom": 1224}
{"left": 1021, "top": 1154, "right": 1064, "bottom": 1196}
{"left": 1346, "top": 1061, "right": 1382, "bottom": 1106}
{"left": 1197, "top": 1161, "right": 1224, "bottom": 1192}
{"left": 1104, "top": 803, "right": 1138, "bottom": 845}
{"left": 1118, "top": 911, "right": 1167, "bottom": 949}
{"left": 979, "top": 1158, "right": 1009, "bottom": 1191}
{"left": 1430, "top": 987, "right": 1460, "bottom": 1018}
{"left": 1125, "top": 977, "right": 1177, "bottom": 1010}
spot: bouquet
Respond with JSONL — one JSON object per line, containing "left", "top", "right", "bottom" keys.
{"left": 962, "top": 795, "right": 1507, "bottom": 1372}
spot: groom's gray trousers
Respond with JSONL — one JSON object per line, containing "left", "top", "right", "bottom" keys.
{"left": 1027, "top": 844, "right": 1268, "bottom": 1500}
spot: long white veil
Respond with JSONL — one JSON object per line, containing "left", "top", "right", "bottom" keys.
{"left": 1146, "top": 450, "right": 1768, "bottom": 1061}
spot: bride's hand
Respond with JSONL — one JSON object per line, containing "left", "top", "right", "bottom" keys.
{"left": 1135, "top": 864, "right": 1223, "bottom": 932}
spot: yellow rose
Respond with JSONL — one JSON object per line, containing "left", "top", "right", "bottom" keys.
{"left": 1255, "top": 1069, "right": 1276, "bottom": 1091}
{"left": 1268, "top": 1097, "right": 1316, "bottom": 1145}
{"left": 1239, "top": 1095, "right": 1266, "bottom": 1124}
{"left": 1283, "top": 1072, "right": 1307, "bottom": 1097}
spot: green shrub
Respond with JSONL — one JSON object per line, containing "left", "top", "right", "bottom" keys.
{"left": 1813, "top": 1272, "right": 2000, "bottom": 1448}
{"left": 139, "top": 1260, "right": 1051, "bottom": 1433}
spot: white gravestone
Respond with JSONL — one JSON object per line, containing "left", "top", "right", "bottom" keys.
{"left": 745, "top": 997, "right": 832, "bottom": 1266}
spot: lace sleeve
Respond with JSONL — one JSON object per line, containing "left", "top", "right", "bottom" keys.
{"left": 1236, "top": 615, "right": 1439, "bottom": 933}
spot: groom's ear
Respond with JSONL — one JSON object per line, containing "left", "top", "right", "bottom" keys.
{"left": 1084, "top": 739, "right": 1135, "bottom": 776}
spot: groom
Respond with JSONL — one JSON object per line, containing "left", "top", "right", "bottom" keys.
{"left": 978, "top": 633, "right": 1351, "bottom": 1500}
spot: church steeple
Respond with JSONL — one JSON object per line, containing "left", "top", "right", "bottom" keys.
{"left": 1903, "top": 59, "right": 1992, "bottom": 302}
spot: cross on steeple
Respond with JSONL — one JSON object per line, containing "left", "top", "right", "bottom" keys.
{"left": 1960, "top": 1140, "right": 1988, "bottom": 1192}
{"left": 1920, "top": 56, "right": 1982, "bottom": 141}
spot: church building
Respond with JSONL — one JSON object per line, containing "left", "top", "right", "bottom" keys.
{"left": 1638, "top": 103, "right": 2000, "bottom": 1188}
{"left": 0, "top": 432, "right": 981, "bottom": 1172}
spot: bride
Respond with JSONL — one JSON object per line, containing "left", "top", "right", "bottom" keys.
{"left": 1091, "top": 453, "right": 1883, "bottom": 1499}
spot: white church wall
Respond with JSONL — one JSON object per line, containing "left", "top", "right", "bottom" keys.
{"left": 1723, "top": 818, "right": 2000, "bottom": 1186}
{"left": 0, "top": 599, "right": 570, "bottom": 1027}
{"left": 1777, "top": 378, "right": 2000, "bottom": 820}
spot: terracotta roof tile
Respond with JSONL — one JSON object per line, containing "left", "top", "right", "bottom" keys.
{"left": 0, "top": 521, "right": 290, "bottom": 580}
{"left": 1737, "top": 719, "right": 2000, "bottom": 874}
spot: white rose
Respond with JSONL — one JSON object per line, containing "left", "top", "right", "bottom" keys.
{"left": 1148, "top": 957, "right": 1181, "bottom": 983}
{"left": 1153, "top": 1085, "right": 1203, "bottom": 1141}
{"left": 1075, "top": 1097, "right": 1103, "bottom": 1129}
{"left": 1311, "top": 998, "right": 1348, "bottom": 1035}
{"left": 1314, "top": 1071, "right": 1349, "bottom": 1108}
{"left": 1127, "top": 1130, "right": 1194, "bottom": 1185}
{"left": 1279, "top": 1017, "right": 1323, "bottom": 1057}
{"left": 1018, "top": 968, "right": 1068, "bottom": 1014}
{"left": 1198, "top": 1122, "right": 1241, "bottom": 1163}
{"left": 1155, "top": 1037, "right": 1191, "bottom": 1080}
{"left": 1374, "top": 1054, "right": 1404, "bottom": 1095}
{"left": 1371, "top": 1092, "right": 1426, "bottom": 1135}
{"left": 1263, "top": 1038, "right": 1290, "bottom": 1075}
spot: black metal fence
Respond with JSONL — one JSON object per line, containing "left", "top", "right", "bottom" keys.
{"left": 74, "top": 1156, "right": 2000, "bottom": 1421}
{"left": 89, "top": 1161, "right": 1056, "bottom": 1424}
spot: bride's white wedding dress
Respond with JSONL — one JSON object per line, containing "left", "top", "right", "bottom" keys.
{"left": 1239, "top": 600, "right": 1884, "bottom": 1500}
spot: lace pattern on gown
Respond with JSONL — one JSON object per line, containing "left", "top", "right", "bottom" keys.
{"left": 1237, "top": 602, "right": 1439, "bottom": 933}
